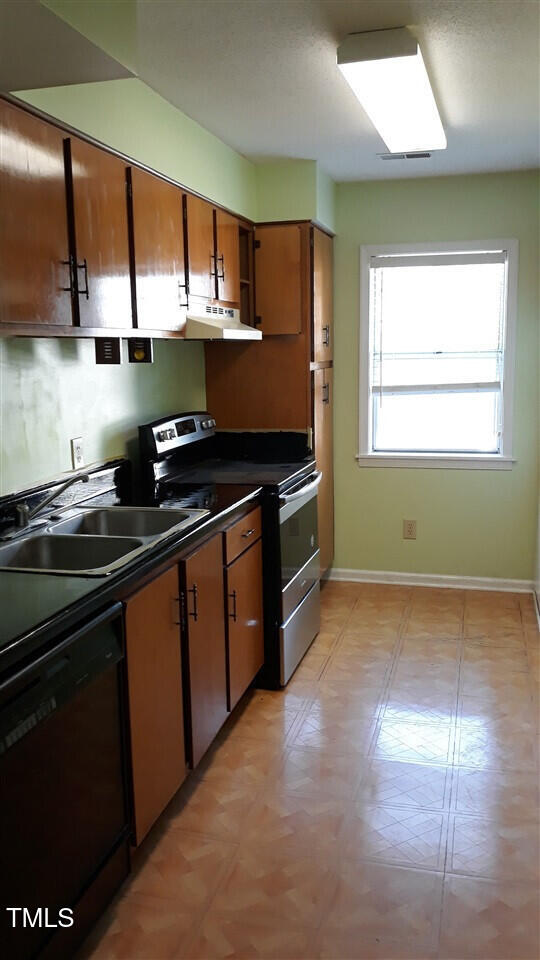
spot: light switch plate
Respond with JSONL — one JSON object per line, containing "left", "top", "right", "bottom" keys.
{"left": 70, "top": 437, "right": 84, "bottom": 470}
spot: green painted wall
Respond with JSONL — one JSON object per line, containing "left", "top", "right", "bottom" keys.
{"left": 19, "top": 79, "right": 258, "bottom": 219}
{"left": 334, "top": 171, "right": 539, "bottom": 581}
{"left": 316, "top": 167, "right": 336, "bottom": 233}
{"left": 256, "top": 160, "right": 335, "bottom": 230}
{"left": 0, "top": 339, "right": 205, "bottom": 495}
{"left": 256, "top": 160, "right": 318, "bottom": 223}
{"left": 42, "top": 0, "right": 137, "bottom": 72}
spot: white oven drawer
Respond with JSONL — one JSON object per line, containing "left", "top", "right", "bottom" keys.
{"left": 281, "top": 549, "right": 320, "bottom": 623}
{"left": 279, "top": 580, "right": 320, "bottom": 685}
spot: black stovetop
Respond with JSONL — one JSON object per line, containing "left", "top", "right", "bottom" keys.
{"left": 158, "top": 457, "right": 316, "bottom": 494}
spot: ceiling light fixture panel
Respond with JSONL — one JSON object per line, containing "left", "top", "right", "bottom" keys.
{"left": 337, "top": 27, "right": 446, "bottom": 154}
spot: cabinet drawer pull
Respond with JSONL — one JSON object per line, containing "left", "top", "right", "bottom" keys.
{"left": 322, "top": 324, "right": 330, "bottom": 346}
{"left": 228, "top": 589, "right": 237, "bottom": 622}
{"left": 241, "top": 528, "right": 255, "bottom": 539}
{"left": 188, "top": 584, "right": 198, "bottom": 621}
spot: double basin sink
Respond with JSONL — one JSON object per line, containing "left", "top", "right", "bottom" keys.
{"left": 0, "top": 507, "right": 210, "bottom": 576}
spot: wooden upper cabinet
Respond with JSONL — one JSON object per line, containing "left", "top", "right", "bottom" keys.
{"left": 185, "top": 193, "right": 216, "bottom": 302}
{"left": 313, "top": 228, "right": 333, "bottom": 362}
{"left": 215, "top": 209, "right": 240, "bottom": 305}
{"left": 313, "top": 366, "right": 334, "bottom": 575}
{"left": 255, "top": 224, "right": 306, "bottom": 335}
{"left": 181, "top": 533, "right": 228, "bottom": 767}
{"left": 128, "top": 167, "right": 187, "bottom": 332}
{"left": 0, "top": 101, "right": 71, "bottom": 327}
{"left": 67, "top": 137, "right": 132, "bottom": 329}
{"left": 124, "top": 565, "right": 186, "bottom": 845}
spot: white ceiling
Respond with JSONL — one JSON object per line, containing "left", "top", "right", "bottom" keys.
{"left": 131, "top": 0, "right": 540, "bottom": 180}
{"left": 0, "top": 0, "right": 132, "bottom": 93}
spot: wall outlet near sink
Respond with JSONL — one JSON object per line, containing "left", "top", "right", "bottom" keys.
{"left": 70, "top": 437, "right": 84, "bottom": 470}
{"left": 403, "top": 519, "right": 417, "bottom": 540}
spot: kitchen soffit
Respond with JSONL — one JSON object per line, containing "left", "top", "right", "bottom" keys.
{"left": 46, "top": 0, "right": 540, "bottom": 181}
{"left": 0, "top": 0, "right": 133, "bottom": 92}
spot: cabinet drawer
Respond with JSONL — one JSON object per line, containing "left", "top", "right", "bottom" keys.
{"left": 224, "top": 506, "right": 262, "bottom": 565}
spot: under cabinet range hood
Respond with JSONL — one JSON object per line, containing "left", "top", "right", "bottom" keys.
{"left": 185, "top": 306, "right": 262, "bottom": 341}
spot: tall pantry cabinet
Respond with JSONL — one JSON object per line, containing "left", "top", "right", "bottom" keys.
{"left": 205, "top": 221, "right": 334, "bottom": 575}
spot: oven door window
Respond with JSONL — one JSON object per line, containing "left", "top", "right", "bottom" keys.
{"left": 280, "top": 495, "right": 318, "bottom": 589}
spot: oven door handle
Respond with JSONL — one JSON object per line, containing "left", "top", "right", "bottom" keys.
{"left": 280, "top": 471, "right": 322, "bottom": 504}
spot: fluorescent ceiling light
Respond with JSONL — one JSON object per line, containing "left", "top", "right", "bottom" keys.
{"left": 337, "top": 27, "right": 446, "bottom": 153}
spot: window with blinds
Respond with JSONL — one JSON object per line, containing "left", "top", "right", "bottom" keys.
{"left": 359, "top": 243, "right": 517, "bottom": 463}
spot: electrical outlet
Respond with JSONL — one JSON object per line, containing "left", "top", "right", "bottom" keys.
{"left": 70, "top": 437, "right": 84, "bottom": 470}
{"left": 403, "top": 519, "right": 417, "bottom": 540}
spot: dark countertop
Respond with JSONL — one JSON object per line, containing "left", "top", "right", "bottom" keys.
{"left": 0, "top": 483, "right": 261, "bottom": 676}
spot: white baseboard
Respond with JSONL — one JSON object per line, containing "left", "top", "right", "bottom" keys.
{"left": 327, "top": 567, "right": 534, "bottom": 594}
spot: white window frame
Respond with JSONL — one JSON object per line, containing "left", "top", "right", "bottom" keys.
{"left": 357, "top": 238, "right": 518, "bottom": 470}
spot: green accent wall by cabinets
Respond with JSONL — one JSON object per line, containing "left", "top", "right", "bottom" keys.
{"left": 334, "top": 170, "right": 539, "bottom": 581}
{"left": 0, "top": 338, "right": 205, "bottom": 495}
{"left": 18, "top": 78, "right": 258, "bottom": 220}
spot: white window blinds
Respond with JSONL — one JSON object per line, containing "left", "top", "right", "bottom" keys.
{"left": 367, "top": 249, "right": 509, "bottom": 454}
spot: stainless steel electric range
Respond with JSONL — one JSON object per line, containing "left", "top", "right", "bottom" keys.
{"left": 139, "top": 412, "right": 322, "bottom": 686}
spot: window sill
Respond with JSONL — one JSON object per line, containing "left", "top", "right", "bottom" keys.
{"left": 355, "top": 454, "right": 515, "bottom": 470}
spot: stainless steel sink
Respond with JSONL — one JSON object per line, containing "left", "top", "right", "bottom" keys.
{"left": 0, "top": 506, "right": 210, "bottom": 576}
{"left": 49, "top": 507, "right": 197, "bottom": 539}
{"left": 0, "top": 534, "right": 144, "bottom": 575}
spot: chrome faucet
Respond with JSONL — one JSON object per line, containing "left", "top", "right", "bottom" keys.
{"left": 16, "top": 474, "right": 90, "bottom": 528}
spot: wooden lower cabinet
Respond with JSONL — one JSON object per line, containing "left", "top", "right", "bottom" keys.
{"left": 181, "top": 532, "right": 228, "bottom": 768}
{"left": 225, "top": 536, "right": 264, "bottom": 710}
{"left": 314, "top": 366, "right": 334, "bottom": 576}
{"left": 124, "top": 565, "right": 187, "bottom": 845}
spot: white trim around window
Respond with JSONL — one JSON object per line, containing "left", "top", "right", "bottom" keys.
{"left": 357, "top": 238, "right": 518, "bottom": 469}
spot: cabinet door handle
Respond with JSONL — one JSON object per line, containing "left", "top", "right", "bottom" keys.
{"left": 217, "top": 254, "right": 225, "bottom": 282}
{"left": 178, "top": 279, "right": 189, "bottom": 309}
{"left": 77, "top": 258, "right": 89, "bottom": 299}
{"left": 241, "top": 528, "right": 255, "bottom": 539}
{"left": 173, "top": 595, "right": 182, "bottom": 627}
{"left": 60, "top": 257, "right": 74, "bottom": 294}
{"left": 210, "top": 252, "right": 216, "bottom": 278}
{"left": 322, "top": 383, "right": 330, "bottom": 404}
{"left": 228, "top": 589, "right": 237, "bottom": 622}
{"left": 188, "top": 584, "right": 198, "bottom": 621}
{"left": 322, "top": 324, "right": 330, "bottom": 346}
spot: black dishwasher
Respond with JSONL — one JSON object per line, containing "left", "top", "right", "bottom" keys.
{"left": 0, "top": 603, "right": 131, "bottom": 960}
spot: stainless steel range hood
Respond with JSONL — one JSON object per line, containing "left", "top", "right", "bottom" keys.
{"left": 185, "top": 306, "right": 262, "bottom": 341}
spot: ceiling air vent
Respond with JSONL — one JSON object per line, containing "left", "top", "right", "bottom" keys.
{"left": 379, "top": 152, "right": 432, "bottom": 160}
